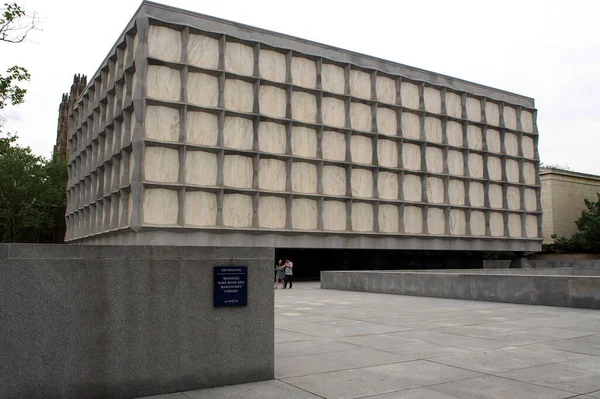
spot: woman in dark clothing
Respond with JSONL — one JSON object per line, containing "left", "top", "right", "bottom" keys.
{"left": 274, "top": 259, "right": 285, "bottom": 289}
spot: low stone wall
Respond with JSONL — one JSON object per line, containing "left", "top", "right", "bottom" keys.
{"left": 321, "top": 270, "right": 600, "bottom": 309}
{"left": 0, "top": 244, "right": 274, "bottom": 399}
{"left": 483, "top": 259, "right": 600, "bottom": 269}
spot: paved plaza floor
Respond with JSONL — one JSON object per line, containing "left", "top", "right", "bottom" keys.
{"left": 144, "top": 282, "right": 600, "bottom": 399}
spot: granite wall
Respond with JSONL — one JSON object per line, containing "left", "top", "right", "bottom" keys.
{"left": 0, "top": 244, "right": 274, "bottom": 399}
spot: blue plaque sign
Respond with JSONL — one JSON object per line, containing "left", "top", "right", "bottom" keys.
{"left": 214, "top": 266, "right": 248, "bottom": 307}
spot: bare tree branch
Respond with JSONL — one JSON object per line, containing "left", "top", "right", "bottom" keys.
{"left": 0, "top": 2, "right": 39, "bottom": 44}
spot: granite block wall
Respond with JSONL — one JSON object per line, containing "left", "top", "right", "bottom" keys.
{"left": 64, "top": 2, "right": 542, "bottom": 250}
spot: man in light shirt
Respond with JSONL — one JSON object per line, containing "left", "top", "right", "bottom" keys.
{"left": 283, "top": 258, "right": 293, "bottom": 289}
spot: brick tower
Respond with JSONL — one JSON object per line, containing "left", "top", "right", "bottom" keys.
{"left": 55, "top": 74, "right": 87, "bottom": 158}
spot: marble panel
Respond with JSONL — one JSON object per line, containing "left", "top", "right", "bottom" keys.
{"left": 490, "top": 212, "right": 504, "bottom": 236}
{"left": 259, "top": 50, "right": 286, "bottom": 83}
{"left": 449, "top": 179, "right": 465, "bottom": 205}
{"left": 427, "top": 207, "right": 445, "bottom": 235}
{"left": 147, "top": 66, "right": 180, "bottom": 101}
{"left": 144, "top": 147, "right": 179, "bottom": 183}
{"left": 351, "top": 168, "right": 373, "bottom": 198}
{"left": 522, "top": 136, "right": 535, "bottom": 159}
{"left": 425, "top": 117, "right": 443, "bottom": 143}
{"left": 470, "top": 210, "right": 486, "bottom": 236}
{"left": 185, "top": 150, "right": 217, "bottom": 186}
{"left": 224, "top": 79, "right": 254, "bottom": 112}
{"left": 292, "top": 198, "right": 317, "bottom": 230}
{"left": 291, "top": 91, "right": 317, "bottom": 123}
{"left": 187, "top": 72, "right": 218, "bottom": 107}
{"left": 448, "top": 150, "right": 464, "bottom": 176}
{"left": 259, "top": 85, "right": 286, "bottom": 118}
{"left": 350, "top": 102, "right": 372, "bottom": 131}
{"left": 524, "top": 162, "right": 536, "bottom": 185}
{"left": 378, "top": 204, "right": 399, "bottom": 233}
{"left": 469, "top": 182, "right": 485, "bottom": 207}
{"left": 377, "top": 139, "right": 398, "bottom": 168}
{"left": 489, "top": 184, "right": 503, "bottom": 208}
{"left": 145, "top": 105, "right": 180, "bottom": 142}
{"left": 505, "top": 132, "right": 519, "bottom": 156}
{"left": 507, "top": 186, "right": 521, "bottom": 210}
{"left": 401, "top": 112, "right": 421, "bottom": 139}
{"left": 148, "top": 25, "right": 181, "bottom": 62}
{"left": 376, "top": 75, "right": 396, "bottom": 104}
{"left": 188, "top": 34, "right": 219, "bottom": 69}
{"left": 377, "top": 107, "right": 397, "bottom": 136}
{"left": 184, "top": 191, "right": 217, "bottom": 227}
{"left": 258, "top": 158, "right": 286, "bottom": 191}
{"left": 351, "top": 202, "right": 374, "bottom": 232}
{"left": 447, "top": 121, "right": 463, "bottom": 147}
{"left": 223, "top": 193, "right": 253, "bottom": 228}
{"left": 322, "top": 201, "right": 347, "bottom": 231}
{"left": 522, "top": 110, "right": 534, "bottom": 133}
{"left": 524, "top": 188, "right": 537, "bottom": 211}
{"left": 322, "top": 97, "right": 346, "bottom": 128}
{"left": 504, "top": 106, "right": 518, "bottom": 129}
{"left": 506, "top": 159, "right": 520, "bottom": 183}
{"left": 378, "top": 171, "right": 398, "bottom": 200}
{"left": 469, "top": 153, "right": 484, "bottom": 178}
{"left": 258, "top": 196, "right": 286, "bottom": 229}
{"left": 259, "top": 122, "right": 286, "bottom": 154}
{"left": 351, "top": 135, "right": 373, "bottom": 165}
{"left": 467, "top": 125, "right": 483, "bottom": 150}
{"left": 486, "top": 101, "right": 500, "bottom": 126}
{"left": 466, "top": 97, "right": 481, "bottom": 122}
{"left": 508, "top": 213, "right": 522, "bottom": 237}
{"left": 403, "top": 174, "right": 422, "bottom": 202}
{"left": 426, "top": 177, "right": 444, "bottom": 204}
{"left": 224, "top": 155, "right": 253, "bottom": 188}
{"left": 291, "top": 126, "right": 317, "bottom": 158}
{"left": 322, "top": 165, "right": 346, "bottom": 196}
{"left": 446, "top": 92, "right": 462, "bottom": 118}
{"left": 488, "top": 156, "right": 503, "bottom": 180}
{"left": 404, "top": 206, "right": 423, "bottom": 234}
{"left": 350, "top": 69, "right": 371, "bottom": 99}
{"left": 402, "top": 143, "right": 422, "bottom": 170}
{"left": 225, "top": 41, "right": 254, "bottom": 76}
{"left": 224, "top": 116, "right": 253, "bottom": 150}
{"left": 291, "top": 57, "right": 316, "bottom": 88}
{"left": 424, "top": 87, "right": 442, "bottom": 114}
{"left": 143, "top": 188, "right": 178, "bottom": 225}
{"left": 487, "top": 129, "right": 501, "bottom": 153}
{"left": 322, "top": 130, "right": 346, "bottom": 161}
{"left": 450, "top": 209, "right": 466, "bottom": 235}
{"left": 291, "top": 162, "right": 317, "bottom": 193}
{"left": 426, "top": 147, "right": 443, "bottom": 173}
{"left": 526, "top": 215, "right": 539, "bottom": 238}
{"left": 400, "top": 81, "right": 420, "bottom": 109}
{"left": 321, "top": 63, "right": 345, "bottom": 94}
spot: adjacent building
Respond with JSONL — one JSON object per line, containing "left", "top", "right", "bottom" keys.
{"left": 55, "top": 74, "right": 87, "bottom": 158}
{"left": 64, "top": 1, "right": 542, "bottom": 252}
{"left": 540, "top": 168, "right": 600, "bottom": 243}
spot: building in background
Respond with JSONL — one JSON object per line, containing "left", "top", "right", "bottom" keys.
{"left": 540, "top": 168, "right": 600, "bottom": 243}
{"left": 55, "top": 74, "right": 87, "bottom": 158}
{"left": 64, "top": 1, "right": 541, "bottom": 254}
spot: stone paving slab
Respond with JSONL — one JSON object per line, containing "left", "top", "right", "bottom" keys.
{"left": 139, "top": 282, "right": 600, "bottom": 399}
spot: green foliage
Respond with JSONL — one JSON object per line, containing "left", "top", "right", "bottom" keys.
{"left": 544, "top": 193, "right": 600, "bottom": 254}
{"left": 539, "top": 162, "right": 572, "bottom": 171}
{"left": 0, "top": 65, "right": 30, "bottom": 109}
{"left": 0, "top": 135, "right": 67, "bottom": 242}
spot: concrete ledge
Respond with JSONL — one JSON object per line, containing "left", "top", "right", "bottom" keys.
{"left": 321, "top": 270, "right": 600, "bottom": 309}
{"left": 0, "top": 245, "right": 274, "bottom": 399}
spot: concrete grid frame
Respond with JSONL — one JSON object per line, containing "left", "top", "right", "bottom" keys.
{"left": 64, "top": 1, "right": 542, "bottom": 251}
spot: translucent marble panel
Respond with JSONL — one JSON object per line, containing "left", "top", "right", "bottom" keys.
{"left": 148, "top": 26, "right": 181, "bottom": 62}
{"left": 145, "top": 106, "right": 180, "bottom": 142}
{"left": 350, "top": 102, "right": 372, "bottom": 131}
{"left": 469, "top": 182, "right": 485, "bottom": 207}
{"left": 379, "top": 204, "right": 399, "bottom": 233}
{"left": 486, "top": 101, "right": 500, "bottom": 126}
{"left": 259, "top": 122, "right": 286, "bottom": 154}
{"left": 291, "top": 57, "right": 316, "bottom": 88}
{"left": 446, "top": 92, "right": 462, "bottom": 118}
{"left": 488, "top": 156, "right": 502, "bottom": 180}
{"left": 224, "top": 155, "right": 253, "bottom": 188}
{"left": 224, "top": 116, "right": 253, "bottom": 150}
{"left": 184, "top": 191, "right": 217, "bottom": 226}
{"left": 504, "top": 106, "right": 517, "bottom": 130}
{"left": 468, "top": 154, "right": 484, "bottom": 178}
{"left": 448, "top": 150, "right": 464, "bottom": 176}
{"left": 349, "top": 168, "right": 374, "bottom": 200}
{"left": 449, "top": 180, "right": 465, "bottom": 205}
{"left": 403, "top": 143, "right": 422, "bottom": 170}
{"left": 521, "top": 110, "right": 534, "bottom": 133}
{"left": 378, "top": 171, "right": 398, "bottom": 200}
{"left": 321, "top": 63, "right": 345, "bottom": 94}
{"left": 225, "top": 41, "right": 254, "bottom": 76}
{"left": 526, "top": 215, "right": 539, "bottom": 238}
{"left": 508, "top": 213, "right": 522, "bottom": 237}
{"left": 425, "top": 117, "right": 442, "bottom": 143}
{"left": 145, "top": 147, "right": 178, "bottom": 183}
{"left": 292, "top": 162, "right": 317, "bottom": 193}
{"left": 350, "top": 70, "right": 371, "bottom": 99}
{"left": 322, "top": 130, "right": 346, "bottom": 161}
{"left": 292, "top": 198, "right": 317, "bottom": 230}
{"left": 450, "top": 209, "right": 466, "bottom": 235}
{"left": 424, "top": 87, "right": 441, "bottom": 114}
{"left": 351, "top": 202, "right": 373, "bottom": 232}
{"left": 470, "top": 211, "right": 486, "bottom": 236}
{"left": 143, "top": 188, "right": 178, "bottom": 225}
{"left": 322, "top": 97, "right": 345, "bottom": 128}
{"left": 376, "top": 76, "right": 396, "bottom": 104}
{"left": 188, "top": 34, "right": 219, "bottom": 69}
{"left": 506, "top": 159, "right": 520, "bottom": 183}
{"left": 426, "top": 147, "right": 443, "bottom": 173}
{"left": 225, "top": 79, "right": 254, "bottom": 112}
{"left": 185, "top": 151, "right": 217, "bottom": 186}
{"left": 258, "top": 196, "right": 286, "bottom": 229}
{"left": 351, "top": 135, "right": 373, "bottom": 165}
{"left": 426, "top": 177, "right": 444, "bottom": 204}
{"left": 377, "top": 139, "right": 398, "bottom": 168}
{"left": 377, "top": 107, "right": 397, "bottom": 136}
{"left": 524, "top": 162, "right": 536, "bottom": 185}
{"left": 466, "top": 97, "right": 481, "bottom": 122}
{"left": 223, "top": 194, "right": 253, "bottom": 228}
{"left": 522, "top": 136, "right": 535, "bottom": 159}
{"left": 505, "top": 133, "right": 519, "bottom": 156}
{"left": 403, "top": 174, "right": 422, "bottom": 202}
{"left": 147, "top": 66, "right": 180, "bottom": 101}
{"left": 487, "top": 129, "right": 501, "bottom": 153}
{"left": 401, "top": 112, "right": 421, "bottom": 139}
{"left": 322, "top": 201, "right": 347, "bottom": 231}
{"left": 259, "top": 50, "right": 286, "bottom": 83}
{"left": 467, "top": 125, "right": 482, "bottom": 150}
{"left": 489, "top": 184, "right": 503, "bottom": 208}
{"left": 404, "top": 206, "right": 423, "bottom": 234}
{"left": 322, "top": 165, "right": 346, "bottom": 196}
{"left": 291, "top": 126, "right": 317, "bottom": 158}
{"left": 524, "top": 188, "right": 537, "bottom": 211}
{"left": 401, "top": 81, "right": 419, "bottom": 109}
{"left": 490, "top": 212, "right": 504, "bottom": 237}
{"left": 446, "top": 121, "right": 463, "bottom": 147}
{"left": 507, "top": 186, "right": 521, "bottom": 210}
{"left": 323, "top": 201, "right": 346, "bottom": 231}
{"left": 258, "top": 158, "right": 286, "bottom": 191}
{"left": 259, "top": 85, "right": 286, "bottom": 118}
{"left": 187, "top": 72, "right": 218, "bottom": 107}
{"left": 291, "top": 91, "right": 317, "bottom": 123}
{"left": 428, "top": 207, "right": 445, "bottom": 235}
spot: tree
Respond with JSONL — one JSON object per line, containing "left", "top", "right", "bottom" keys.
{"left": 547, "top": 193, "right": 600, "bottom": 254}
{"left": 0, "top": 2, "right": 37, "bottom": 111}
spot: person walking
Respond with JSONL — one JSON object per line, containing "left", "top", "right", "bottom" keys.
{"left": 274, "top": 259, "right": 285, "bottom": 289}
{"left": 283, "top": 258, "right": 293, "bottom": 289}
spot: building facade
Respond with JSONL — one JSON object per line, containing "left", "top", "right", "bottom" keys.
{"left": 64, "top": 1, "right": 542, "bottom": 251}
{"left": 540, "top": 168, "right": 600, "bottom": 243}
{"left": 55, "top": 74, "right": 87, "bottom": 158}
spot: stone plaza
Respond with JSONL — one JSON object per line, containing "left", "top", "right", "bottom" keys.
{"left": 143, "top": 282, "right": 600, "bottom": 399}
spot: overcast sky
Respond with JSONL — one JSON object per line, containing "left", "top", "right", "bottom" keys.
{"left": 2, "top": 0, "right": 599, "bottom": 175}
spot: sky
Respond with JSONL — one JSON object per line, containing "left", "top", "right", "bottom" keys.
{"left": 1, "top": 0, "right": 599, "bottom": 175}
